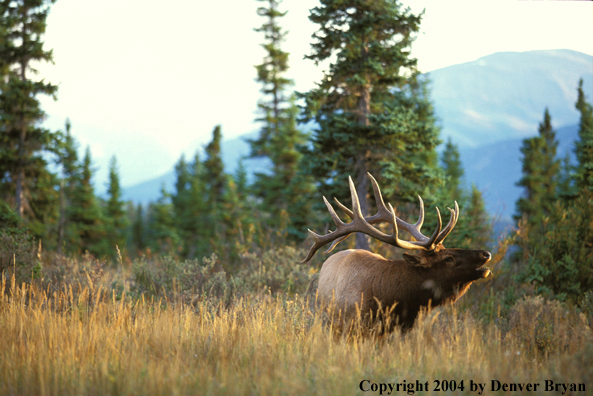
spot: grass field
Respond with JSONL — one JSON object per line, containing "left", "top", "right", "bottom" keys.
{"left": 1, "top": 264, "right": 592, "bottom": 396}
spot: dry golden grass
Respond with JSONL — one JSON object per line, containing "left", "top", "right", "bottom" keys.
{"left": 1, "top": 273, "right": 592, "bottom": 396}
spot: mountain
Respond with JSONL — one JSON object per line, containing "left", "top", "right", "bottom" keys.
{"left": 431, "top": 49, "right": 592, "bottom": 147}
{"left": 123, "top": 49, "right": 593, "bottom": 220}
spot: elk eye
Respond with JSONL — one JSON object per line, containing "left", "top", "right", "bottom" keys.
{"left": 444, "top": 256, "right": 456, "bottom": 265}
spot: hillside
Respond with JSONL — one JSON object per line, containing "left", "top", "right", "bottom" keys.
{"left": 123, "top": 49, "right": 593, "bottom": 221}
{"left": 431, "top": 49, "right": 592, "bottom": 147}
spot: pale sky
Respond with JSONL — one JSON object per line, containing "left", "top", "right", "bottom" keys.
{"left": 35, "top": 0, "right": 593, "bottom": 188}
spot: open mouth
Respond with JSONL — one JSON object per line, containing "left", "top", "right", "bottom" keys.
{"left": 476, "top": 266, "right": 491, "bottom": 278}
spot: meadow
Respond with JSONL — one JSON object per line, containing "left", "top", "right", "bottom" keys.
{"left": 1, "top": 245, "right": 591, "bottom": 396}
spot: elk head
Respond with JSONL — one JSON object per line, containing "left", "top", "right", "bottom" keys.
{"left": 302, "top": 173, "right": 491, "bottom": 332}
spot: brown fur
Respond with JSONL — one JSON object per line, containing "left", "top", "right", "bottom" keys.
{"left": 317, "top": 247, "right": 491, "bottom": 332}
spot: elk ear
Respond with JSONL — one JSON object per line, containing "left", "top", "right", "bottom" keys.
{"left": 403, "top": 253, "right": 428, "bottom": 267}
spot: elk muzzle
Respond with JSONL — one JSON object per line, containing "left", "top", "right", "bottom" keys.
{"left": 476, "top": 250, "right": 492, "bottom": 278}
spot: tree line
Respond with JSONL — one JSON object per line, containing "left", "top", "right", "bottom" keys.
{"left": 0, "top": 0, "right": 590, "bottom": 289}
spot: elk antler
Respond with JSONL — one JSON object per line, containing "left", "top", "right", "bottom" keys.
{"left": 300, "top": 173, "right": 459, "bottom": 263}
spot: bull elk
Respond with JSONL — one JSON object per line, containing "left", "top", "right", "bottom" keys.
{"left": 302, "top": 173, "right": 491, "bottom": 332}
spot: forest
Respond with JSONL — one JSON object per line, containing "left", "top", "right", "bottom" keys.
{"left": 0, "top": 0, "right": 592, "bottom": 395}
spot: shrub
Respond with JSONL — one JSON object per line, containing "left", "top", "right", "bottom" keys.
{"left": 0, "top": 231, "right": 40, "bottom": 284}
{"left": 518, "top": 191, "right": 593, "bottom": 303}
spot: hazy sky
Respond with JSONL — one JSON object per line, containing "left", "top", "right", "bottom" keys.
{"left": 35, "top": 0, "right": 593, "bottom": 188}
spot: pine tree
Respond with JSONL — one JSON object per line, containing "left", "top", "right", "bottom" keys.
{"left": 301, "top": 0, "right": 441, "bottom": 249}
{"left": 68, "top": 147, "right": 104, "bottom": 255}
{"left": 464, "top": 184, "right": 491, "bottom": 248}
{"left": 437, "top": 139, "right": 490, "bottom": 249}
{"left": 203, "top": 125, "right": 227, "bottom": 245}
{"left": 103, "top": 156, "right": 129, "bottom": 257}
{"left": 56, "top": 118, "right": 79, "bottom": 254}
{"left": 515, "top": 108, "right": 560, "bottom": 229}
{"left": 574, "top": 78, "right": 593, "bottom": 192}
{"left": 146, "top": 187, "right": 180, "bottom": 255}
{"left": 131, "top": 203, "right": 146, "bottom": 253}
{"left": 440, "top": 137, "right": 465, "bottom": 202}
{"left": 0, "top": 0, "right": 59, "bottom": 221}
{"left": 249, "top": 0, "right": 315, "bottom": 240}
{"left": 557, "top": 150, "right": 576, "bottom": 202}
{"left": 204, "top": 125, "right": 226, "bottom": 210}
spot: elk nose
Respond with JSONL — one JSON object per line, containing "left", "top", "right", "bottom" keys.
{"left": 481, "top": 251, "right": 492, "bottom": 261}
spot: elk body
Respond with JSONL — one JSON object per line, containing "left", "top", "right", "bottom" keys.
{"left": 302, "top": 173, "right": 491, "bottom": 332}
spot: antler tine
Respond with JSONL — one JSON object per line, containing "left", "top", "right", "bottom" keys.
{"left": 300, "top": 173, "right": 459, "bottom": 263}
{"left": 434, "top": 201, "right": 459, "bottom": 246}
{"left": 414, "top": 195, "right": 425, "bottom": 230}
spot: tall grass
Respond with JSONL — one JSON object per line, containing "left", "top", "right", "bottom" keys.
{"left": 1, "top": 267, "right": 591, "bottom": 396}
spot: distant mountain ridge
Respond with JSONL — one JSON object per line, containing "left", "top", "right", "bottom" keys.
{"left": 123, "top": 49, "right": 593, "bottom": 221}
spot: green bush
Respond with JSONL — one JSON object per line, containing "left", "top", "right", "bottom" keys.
{"left": 518, "top": 191, "right": 593, "bottom": 304}
{"left": 131, "top": 246, "right": 316, "bottom": 304}
{"left": 0, "top": 231, "right": 40, "bottom": 284}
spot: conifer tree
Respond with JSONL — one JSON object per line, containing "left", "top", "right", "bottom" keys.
{"left": 56, "top": 119, "right": 79, "bottom": 253}
{"left": 131, "top": 203, "right": 146, "bottom": 253}
{"left": 515, "top": 108, "right": 560, "bottom": 228}
{"left": 204, "top": 125, "right": 226, "bottom": 211}
{"left": 203, "top": 125, "right": 227, "bottom": 245}
{"left": 301, "top": 0, "right": 441, "bottom": 249}
{"left": 171, "top": 153, "right": 209, "bottom": 258}
{"left": 440, "top": 137, "right": 464, "bottom": 202}
{"left": 68, "top": 147, "right": 104, "bottom": 255}
{"left": 146, "top": 187, "right": 179, "bottom": 255}
{"left": 464, "top": 184, "right": 491, "bottom": 248}
{"left": 574, "top": 78, "right": 593, "bottom": 192}
{"left": 557, "top": 151, "right": 576, "bottom": 202}
{"left": 103, "top": 156, "right": 129, "bottom": 256}
{"left": 0, "top": 0, "right": 59, "bottom": 221}
{"left": 438, "top": 139, "right": 490, "bottom": 249}
{"left": 250, "top": 0, "right": 315, "bottom": 239}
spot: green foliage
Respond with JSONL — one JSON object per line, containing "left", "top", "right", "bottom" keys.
{"left": 515, "top": 108, "right": 560, "bottom": 228}
{"left": 440, "top": 137, "right": 464, "bottom": 201}
{"left": 0, "top": 200, "right": 23, "bottom": 233}
{"left": 574, "top": 78, "right": 593, "bottom": 192}
{"left": 170, "top": 153, "right": 209, "bottom": 258}
{"left": 427, "top": 139, "right": 492, "bottom": 250}
{"left": 56, "top": 119, "right": 79, "bottom": 254}
{"left": 130, "top": 203, "right": 146, "bottom": 253}
{"left": 0, "top": 0, "right": 59, "bottom": 229}
{"left": 146, "top": 187, "right": 180, "bottom": 255}
{"left": 102, "top": 156, "right": 129, "bottom": 257}
{"left": 132, "top": 246, "right": 315, "bottom": 304}
{"left": 0, "top": 230, "right": 39, "bottom": 284}
{"left": 301, "top": 0, "right": 441, "bottom": 250}
{"left": 250, "top": 0, "right": 316, "bottom": 241}
{"left": 517, "top": 191, "right": 593, "bottom": 304}
{"left": 67, "top": 147, "right": 105, "bottom": 256}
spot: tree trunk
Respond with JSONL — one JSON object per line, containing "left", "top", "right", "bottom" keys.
{"left": 355, "top": 80, "right": 371, "bottom": 250}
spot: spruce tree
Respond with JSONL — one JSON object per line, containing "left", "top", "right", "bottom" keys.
{"left": 515, "top": 108, "right": 560, "bottom": 229}
{"left": 203, "top": 125, "right": 227, "bottom": 246}
{"left": 574, "top": 78, "right": 593, "bottom": 192}
{"left": 0, "top": 0, "right": 59, "bottom": 221}
{"left": 557, "top": 150, "right": 576, "bottom": 202}
{"left": 146, "top": 187, "right": 179, "bottom": 255}
{"left": 440, "top": 137, "right": 464, "bottom": 202}
{"left": 131, "top": 203, "right": 146, "bottom": 253}
{"left": 301, "top": 0, "right": 441, "bottom": 249}
{"left": 68, "top": 147, "right": 104, "bottom": 255}
{"left": 103, "top": 156, "right": 129, "bottom": 257}
{"left": 438, "top": 139, "right": 490, "bottom": 249}
{"left": 204, "top": 125, "right": 226, "bottom": 210}
{"left": 250, "top": 0, "right": 315, "bottom": 240}
{"left": 56, "top": 119, "right": 79, "bottom": 254}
